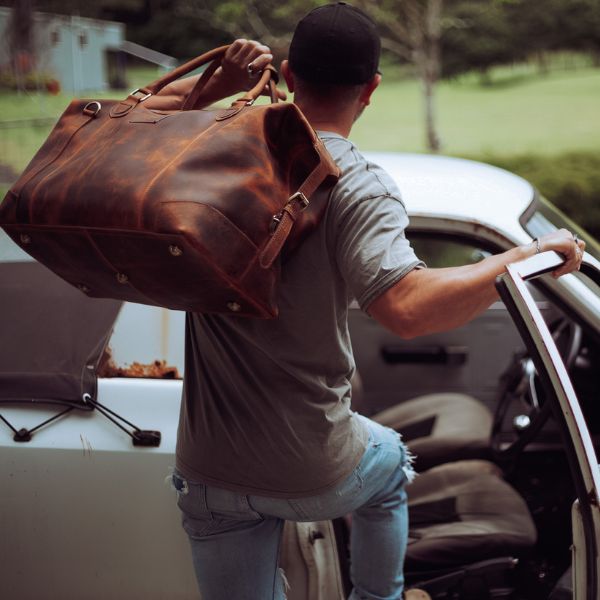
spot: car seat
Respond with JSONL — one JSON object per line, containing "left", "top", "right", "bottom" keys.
{"left": 351, "top": 371, "right": 493, "bottom": 471}
{"left": 373, "top": 393, "right": 494, "bottom": 471}
{"left": 405, "top": 460, "right": 536, "bottom": 569}
{"left": 403, "top": 460, "right": 537, "bottom": 597}
{"left": 334, "top": 460, "right": 537, "bottom": 599}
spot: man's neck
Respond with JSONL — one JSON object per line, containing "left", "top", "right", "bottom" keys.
{"left": 295, "top": 101, "right": 354, "bottom": 138}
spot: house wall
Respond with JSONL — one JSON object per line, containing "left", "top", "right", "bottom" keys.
{"left": 0, "top": 8, "right": 124, "bottom": 94}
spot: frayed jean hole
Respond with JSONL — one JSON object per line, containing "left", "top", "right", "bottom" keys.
{"left": 166, "top": 471, "right": 189, "bottom": 495}
{"left": 176, "top": 476, "right": 189, "bottom": 495}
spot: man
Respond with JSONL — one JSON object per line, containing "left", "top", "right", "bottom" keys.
{"left": 154, "top": 4, "right": 585, "bottom": 600}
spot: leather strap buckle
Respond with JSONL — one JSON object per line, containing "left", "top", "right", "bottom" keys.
{"left": 128, "top": 88, "right": 152, "bottom": 103}
{"left": 288, "top": 191, "right": 309, "bottom": 210}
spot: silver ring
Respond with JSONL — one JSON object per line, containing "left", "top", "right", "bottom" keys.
{"left": 247, "top": 63, "right": 257, "bottom": 76}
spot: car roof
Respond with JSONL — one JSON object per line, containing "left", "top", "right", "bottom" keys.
{"left": 364, "top": 152, "right": 535, "bottom": 241}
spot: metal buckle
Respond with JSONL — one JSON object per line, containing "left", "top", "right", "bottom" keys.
{"left": 128, "top": 88, "right": 152, "bottom": 103}
{"left": 234, "top": 96, "right": 254, "bottom": 106}
{"left": 83, "top": 101, "right": 102, "bottom": 117}
{"left": 288, "top": 191, "right": 309, "bottom": 210}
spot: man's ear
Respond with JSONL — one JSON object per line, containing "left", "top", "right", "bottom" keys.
{"left": 281, "top": 60, "right": 295, "bottom": 93}
{"left": 359, "top": 73, "right": 381, "bottom": 107}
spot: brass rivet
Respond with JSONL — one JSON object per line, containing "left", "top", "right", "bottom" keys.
{"left": 116, "top": 273, "right": 129, "bottom": 284}
{"left": 227, "top": 302, "right": 241, "bottom": 312}
{"left": 270, "top": 213, "right": 282, "bottom": 233}
{"left": 20, "top": 233, "right": 31, "bottom": 244}
{"left": 77, "top": 283, "right": 90, "bottom": 293}
{"left": 169, "top": 245, "right": 183, "bottom": 257}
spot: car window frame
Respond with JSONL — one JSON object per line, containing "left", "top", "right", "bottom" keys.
{"left": 496, "top": 250, "right": 600, "bottom": 600}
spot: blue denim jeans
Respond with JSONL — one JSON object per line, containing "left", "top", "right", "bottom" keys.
{"left": 172, "top": 416, "right": 414, "bottom": 600}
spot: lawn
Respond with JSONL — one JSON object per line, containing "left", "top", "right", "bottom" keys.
{"left": 0, "top": 65, "right": 165, "bottom": 181}
{"left": 352, "top": 65, "right": 600, "bottom": 156}
{"left": 1, "top": 62, "right": 599, "bottom": 183}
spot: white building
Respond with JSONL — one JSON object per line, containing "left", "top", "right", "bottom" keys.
{"left": 0, "top": 8, "right": 137, "bottom": 94}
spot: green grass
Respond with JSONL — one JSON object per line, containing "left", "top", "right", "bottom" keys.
{"left": 352, "top": 65, "right": 600, "bottom": 156}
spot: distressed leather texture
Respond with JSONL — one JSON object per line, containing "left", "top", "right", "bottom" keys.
{"left": 0, "top": 48, "right": 340, "bottom": 318}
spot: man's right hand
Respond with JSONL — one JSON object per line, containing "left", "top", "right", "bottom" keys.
{"left": 146, "top": 39, "right": 285, "bottom": 111}
{"left": 537, "top": 228, "right": 586, "bottom": 278}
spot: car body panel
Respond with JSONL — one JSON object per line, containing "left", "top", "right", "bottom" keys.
{"left": 1, "top": 379, "right": 198, "bottom": 600}
{"left": 364, "top": 152, "right": 534, "bottom": 243}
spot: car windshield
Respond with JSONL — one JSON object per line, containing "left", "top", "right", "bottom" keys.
{"left": 522, "top": 195, "right": 600, "bottom": 262}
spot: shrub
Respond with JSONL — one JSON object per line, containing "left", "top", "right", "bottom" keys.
{"left": 473, "top": 151, "right": 600, "bottom": 241}
{"left": 0, "top": 69, "right": 60, "bottom": 93}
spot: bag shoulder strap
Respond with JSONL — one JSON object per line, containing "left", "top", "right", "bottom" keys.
{"left": 259, "top": 134, "right": 339, "bottom": 269}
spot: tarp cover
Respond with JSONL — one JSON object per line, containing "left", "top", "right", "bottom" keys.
{"left": 0, "top": 230, "right": 122, "bottom": 405}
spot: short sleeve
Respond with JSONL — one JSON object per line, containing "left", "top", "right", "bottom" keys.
{"left": 325, "top": 146, "right": 424, "bottom": 311}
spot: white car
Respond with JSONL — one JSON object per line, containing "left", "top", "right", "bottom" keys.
{"left": 1, "top": 153, "right": 599, "bottom": 600}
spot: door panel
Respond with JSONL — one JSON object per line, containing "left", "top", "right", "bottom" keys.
{"left": 349, "top": 233, "right": 550, "bottom": 415}
{"left": 349, "top": 303, "right": 523, "bottom": 414}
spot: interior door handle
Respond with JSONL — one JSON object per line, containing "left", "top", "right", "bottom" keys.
{"left": 381, "top": 345, "right": 468, "bottom": 366}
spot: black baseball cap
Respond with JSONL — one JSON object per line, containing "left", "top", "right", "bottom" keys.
{"left": 289, "top": 2, "right": 381, "bottom": 85}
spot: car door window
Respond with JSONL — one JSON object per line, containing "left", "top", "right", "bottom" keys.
{"left": 408, "top": 233, "right": 491, "bottom": 268}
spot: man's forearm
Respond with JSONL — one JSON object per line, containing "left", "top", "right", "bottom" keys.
{"left": 369, "top": 244, "right": 533, "bottom": 338}
{"left": 144, "top": 73, "right": 231, "bottom": 112}
{"left": 369, "top": 228, "right": 584, "bottom": 340}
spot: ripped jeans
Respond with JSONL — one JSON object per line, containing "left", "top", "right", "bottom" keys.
{"left": 172, "top": 416, "right": 414, "bottom": 600}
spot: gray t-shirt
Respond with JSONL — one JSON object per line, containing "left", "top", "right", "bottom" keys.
{"left": 175, "top": 132, "right": 423, "bottom": 498}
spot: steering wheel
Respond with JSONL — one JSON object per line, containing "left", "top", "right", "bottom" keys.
{"left": 490, "top": 317, "right": 582, "bottom": 460}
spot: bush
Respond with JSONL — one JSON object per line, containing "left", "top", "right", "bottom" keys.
{"left": 0, "top": 69, "right": 60, "bottom": 93}
{"left": 473, "top": 151, "right": 600, "bottom": 242}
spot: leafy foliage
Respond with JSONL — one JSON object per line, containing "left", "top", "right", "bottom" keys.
{"left": 442, "top": 1, "right": 519, "bottom": 79}
{"left": 481, "top": 151, "right": 600, "bottom": 241}
{"left": 441, "top": 0, "right": 600, "bottom": 78}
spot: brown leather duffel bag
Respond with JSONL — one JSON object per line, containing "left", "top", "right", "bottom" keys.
{"left": 0, "top": 46, "right": 339, "bottom": 318}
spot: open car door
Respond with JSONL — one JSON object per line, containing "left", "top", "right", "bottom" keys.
{"left": 496, "top": 251, "right": 600, "bottom": 600}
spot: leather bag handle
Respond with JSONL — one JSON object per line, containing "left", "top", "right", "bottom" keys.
{"left": 182, "top": 64, "right": 278, "bottom": 112}
{"left": 144, "top": 46, "right": 230, "bottom": 96}
{"left": 116, "top": 45, "right": 278, "bottom": 114}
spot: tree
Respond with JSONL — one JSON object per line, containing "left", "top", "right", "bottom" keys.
{"left": 501, "top": 0, "right": 600, "bottom": 72}
{"left": 441, "top": 1, "right": 519, "bottom": 82}
{"left": 168, "top": 1, "right": 320, "bottom": 61}
{"left": 170, "top": 0, "right": 448, "bottom": 153}
{"left": 8, "top": 0, "right": 35, "bottom": 88}
{"left": 357, "top": 0, "right": 445, "bottom": 152}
